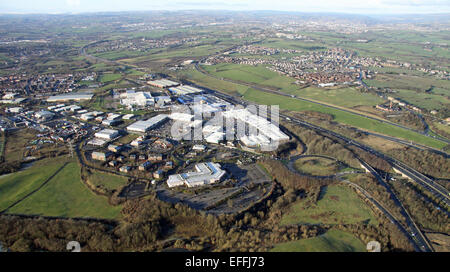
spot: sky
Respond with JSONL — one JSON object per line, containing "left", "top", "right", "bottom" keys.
{"left": 0, "top": 0, "right": 449, "bottom": 14}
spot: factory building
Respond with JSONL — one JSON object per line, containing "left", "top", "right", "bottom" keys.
{"left": 94, "top": 129, "right": 119, "bottom": 140}
{"left": 222, "top": 109, "right": 289, "bottom": 147}
{"left": 120, "top": 90, "right": 155, "bottom": 108}
{"left": 127, "top": 114, "right": 169, "bottom": 133}
{"left": 169, "top": 85, "right": 203, "bottom": 96}
{"left": 35, "top": 110, "right": 55, "bottom": 122}
{"left": 47, "top": 93, "right": 93, "bottom": 102}
{"left": 166, "top": 162, "right": 226, "bottom": 188}
{"left": 147, "top": 79, "right": 179, "bottom": 88}
{"left": 91, "top": 151, "right": 112, "bottom": 161}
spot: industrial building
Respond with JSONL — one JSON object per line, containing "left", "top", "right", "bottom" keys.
{"left": 94, "top": 129, "right": 119, "bottom": 140}
{"left": 139, "top": 161, "right": 152, "bottom": 171}
{"left": 35, "top": 110, "right": 55, "bottom": 122}
{"left": 169, "top": 85, "right": 203, "bottom": 96}
{"left": 167, "top": 162, "right": 226, "bottom": 188}
{"left": 222, "top": 109, "right": 289, "bottom": 147}
{"left": 169, "top": 112, "right": 194, "bottom": 122}
{"left": 120, "top": 90, "right": 155, "bottom": 108}
{"left": 127, "top": 114, "right": 169, "bottom": 133}
{"left": 91, "top": 151, "right": 112, "bottom": 161}
{"left": 147, "top": 79, "right": 179, "bottom": 88}
{"left": 47, "top": 93, "right": 93, "bottom": 102}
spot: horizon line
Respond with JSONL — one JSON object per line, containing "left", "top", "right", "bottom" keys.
{"left": 0, "top": 9, "right": 450, "bottom": 16}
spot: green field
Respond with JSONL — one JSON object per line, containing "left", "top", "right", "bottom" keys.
{"left": 202, "top": 63, "right": 299, "bottom": 93}
{"left": 280, "top": 185, "right": 377, "bottom": 226}
{"left": 7, "top": 161, "right": 122, "bottom": 219}
{"left": 88, "top": 170, "right": 128, "bottom": 191}
{"left": 99, "top": 73, "right": 122, "bottom": 83}
{"left": 0, "top": 158, "right": 68, "bottom": 212}
{"left": 295, "top": 87, "right": 385, "bottom": 108}
{"left": 270, "top": 229, "right": 366, "bottom": 252}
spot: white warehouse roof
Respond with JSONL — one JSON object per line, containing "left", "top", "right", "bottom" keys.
{"left": 167, "top": 162, "right": 226, "bottom": 188}
{"left": 127, "top": 114, "right": 168, "bottom": 133}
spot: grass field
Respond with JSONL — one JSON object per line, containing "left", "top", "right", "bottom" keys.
{"left": 270, "top": 229, "right": 366, "bottom": 252}
{"left": 7, "top": 161, "right": 122, "bottom": 219}
{"left": 294, "top": 157, "right": 341, "bottom": 176}
{"left": 295, "top": 87, "right": 385, "bottom": 108}
{"left": 0, "top": 158, "right": 68, "bottom": 212}
{"left": 99, "top": 73, "right": 122, "bottom": 83}
{"left": 87, "top": 170, "right": 128, "bottom": 191}
{"left": 280, "top": 184, "right": 377, "bottom": 226}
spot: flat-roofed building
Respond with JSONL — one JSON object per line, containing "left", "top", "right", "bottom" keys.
{"left": 139, "top": 161, "right": 152, "bottom": 171}
{"left": 121, "top": 91, "right": 154, "bottom": 108}
{"left": 6, "top": 107, "right": 23, "bottom": 113}
{"left": 127, "top": 114, "right": 168, "bottom": 133}
{"left": 35, "top": 110, "right": 55, "bottom": 122}
{"left": 166, "top": 162, "right": 226, "bottom": 188}
{"left": 87, "top": 138, "right": 107, "bottom": 146}
{"left": 120, "top": 165, "right": 131, "bottom": 173}
{"left": 102, "top": 119, "right": 121, "bottom": 127}
{"left": 80, "top": 113, "right": 94, "bottom": 121}
{"left": 47, "top": 93, "right": 93, "bottom": 102}
{"left": 107, "top": 144, "right": 122, "bottom": 153}
{"left": 123, "top": 114, "right": 136, "bottom": 120}
{"left": 222, "top": 108, "right": 289, "bottom": 146}
{"left": 147, "top": 79, "right": 179, "bottom": 88}
{"left": 169, "top": 112, "right": 194, "bottom": 122}
{"left": 92, "top": 151, "right": 112, "bottom": 161}
{"left": 95, "top": 129, "right": 119, "bottom": 140}
{"left": 169, "top": 85, "right": 203, "bottom": 96}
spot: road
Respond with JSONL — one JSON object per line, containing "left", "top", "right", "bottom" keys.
{"left": 358, "top": 159, "right": 434, "bottom": 252}
{"left": 342, "top": 180, "right": 425, "bottom": 252}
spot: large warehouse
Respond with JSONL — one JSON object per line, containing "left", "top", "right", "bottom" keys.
{"left": 147, "top": 79, "right": 179, "bottom": 88}
{"left": 127, "top": 114, "right": 169, "bottom": 133}
{"left": 94, "top": 129, "right": 119, "bottom": 140}
{"left": 166, "top": 162, "right": 226, "bottom": 188}
{"left": 222, "top": 108, "right": 289, "bottom": 147}
{"left": 168, "top": 85, "right": 203, "bottom": 96}
{"left": 47, "top": 93, "right": 93, "bottom": 102}
{"left": 120, "top": 90, "right": 155, "bottom": 108}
